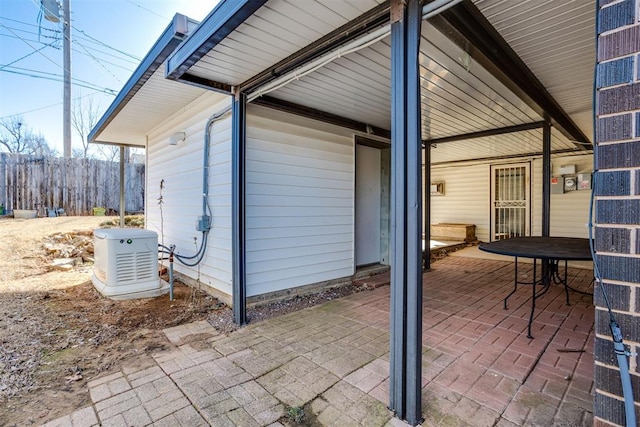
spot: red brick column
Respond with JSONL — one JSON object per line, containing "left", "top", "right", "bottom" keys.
{"left": 594, "top": 0, "right": 640, "bottom": 425}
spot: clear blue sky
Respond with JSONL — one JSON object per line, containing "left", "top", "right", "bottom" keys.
{"left": 0, "top": 0, "right": 217, "bottom": 155}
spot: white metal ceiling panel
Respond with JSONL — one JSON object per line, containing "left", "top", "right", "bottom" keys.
{"left": 473, "top": 0, "right": 595, "bottom": 140}
{"left": 266, "top": 22, "right": 544, "bottom": 141}
{"left": 187, "top": 0, "right": 386, "bottom": 86}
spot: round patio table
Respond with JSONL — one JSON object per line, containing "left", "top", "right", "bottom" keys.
{"left": 479, "top": 237, "right": 593, "bottom": 338}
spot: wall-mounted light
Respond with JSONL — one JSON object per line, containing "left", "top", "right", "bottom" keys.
{"left": 169, "top": 132, "right": 186, "bottom": 146}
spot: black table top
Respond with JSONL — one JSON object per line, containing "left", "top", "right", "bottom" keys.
{"left": 479, "top": 237, "right": 593, "bottom": 261}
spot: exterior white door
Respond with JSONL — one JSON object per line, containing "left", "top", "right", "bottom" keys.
{"left": 490, "top": 163, "right": 530, "bottom": 241}
{"left": 355, "top": 144, "right": 381, "bottom": 266}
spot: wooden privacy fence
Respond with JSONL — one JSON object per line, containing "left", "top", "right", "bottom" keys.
{"left": 0, "top": 153, "right": 145, "bottom": 216}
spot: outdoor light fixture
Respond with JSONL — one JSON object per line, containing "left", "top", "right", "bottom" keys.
{"left": 169, "top": 132, "right": 186, "bottom": 146}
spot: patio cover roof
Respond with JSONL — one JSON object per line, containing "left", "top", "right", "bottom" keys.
{"left": 91, "top": 0, "right": 594, "bottom": 162}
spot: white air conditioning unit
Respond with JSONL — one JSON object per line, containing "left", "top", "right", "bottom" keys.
{"left": 92, "top": 229, "right": 167, "bottom": 300}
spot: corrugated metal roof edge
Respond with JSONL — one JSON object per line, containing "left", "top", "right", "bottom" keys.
{"left": 89, "top": 13, "right": 197, "bottom": 146}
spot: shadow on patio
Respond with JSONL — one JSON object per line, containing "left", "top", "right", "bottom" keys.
{"left": 417, "top": 252, "right": 594, "bottom": 426}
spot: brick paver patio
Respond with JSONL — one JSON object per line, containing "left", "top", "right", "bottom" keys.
{"left": 44, "top": 252, "right": 594, "bottom": 426}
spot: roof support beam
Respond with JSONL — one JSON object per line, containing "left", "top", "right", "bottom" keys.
{"left": 177, "top": 73, "right": 233, "bottom": 94}
{"left": 252, "top": 96, "right": 391, "bottom": 140}
{"left": 389, "top": 0, "right": 423, "bottom": 424}
{"left": 424, "top": 121, "right": 545, "bottom": 145}
{"left": 232, "top": 91, "right": 247, "bottom": 326}
{"left": 430, "top": 148, "right": 582, "bottom": 166}
{"left": 430, "top": 1, "right": 591, "bottom": 149}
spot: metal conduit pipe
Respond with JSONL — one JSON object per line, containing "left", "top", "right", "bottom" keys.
{"left": 247, "top": 0, "right": 464, "bottom": 103}
{"left": 422, "top": 0, "right": 464, "bottom": 19}
{"left": 161, "top": 105, "right": 232, "bottom": 271}
{"left": 202, "top": 106, "right": 232, "bottom": 222}
{"left": 177, "top": 106, "right": 232, "bottom": 266}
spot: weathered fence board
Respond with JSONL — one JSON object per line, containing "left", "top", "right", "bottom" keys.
{"left": 0, "top": 153, "right": 144, "bottom": 216}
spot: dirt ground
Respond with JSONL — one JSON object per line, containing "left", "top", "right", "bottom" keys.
{"left": 0, "top": 216, "right": 366, "bottom": 426}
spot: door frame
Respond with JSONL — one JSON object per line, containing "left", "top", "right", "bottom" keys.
{"left": 354, "top": 135, "right": 391, "bottom": 267}
{"left": 490, "top": 162, "right": 531, "bottom": 241}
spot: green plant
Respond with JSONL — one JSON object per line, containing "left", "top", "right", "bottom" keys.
{"left": 286, "top": 406, "right": 305, "bottom": 424}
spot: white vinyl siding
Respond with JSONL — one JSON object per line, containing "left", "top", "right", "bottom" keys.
{"left": 429, "top": 164, "right": 491, "bottom": 241}
{"left": 429, "top": 153, "right": 593, "bottom": 242}
{"left": 245, "top": 109, "right": 355, "bottom": 297}
{"left": 532, "top": 154, "right": 593, "bottom": 238}
{"left": 146, "top": 95, "right": 233, "bottom": 296}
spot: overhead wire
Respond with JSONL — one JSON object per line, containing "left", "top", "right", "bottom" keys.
{"left": 0, "top": 90, "right": 103, "bottom": 120}
{"left": 0, "top": 33, "right": 137, "bottom": 70}
{"left": 0, "top": 16, "right": 46, "bottom": 28}
{"left": 72, "top": 28, "right": 141, "bottom": 62}
{"left": 125, "top": 0, "right": 171, "bottom": 22}
{"left": 0, "top": 21, "right": 63, "bottom": 71}
{"left": 72, "top": 36, "right": 140, "bottom": 64}
{"left": 70, "top": 36, "right": 123, "bottom": 83}
{"left": 0, "top": 41, "right": 58, "bottom": 70}
{"left": 70, "top": 45, "right": 135, "bottom": 72}
{"left": 0, "top": 7, "right": 137, "bottom": 92}
{"left": 0, "top": 66, "right": 117, "bottom": 95}
{"left": 0, "top": 32, "right": 61, "bottom": 44}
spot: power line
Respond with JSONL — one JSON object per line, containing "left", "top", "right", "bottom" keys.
{"left": 0, "top": 22, "right": 62, "bottom": 71}
{"left": 0, "top": 17, "right": 138, "bottom": 65}
{"left": 73, "top": 28, "right": 141, "bottom": 61}
{"left": 0, "top": 15, "right": 58, "bottom": 29}
{"left": 0, "top": 23, "right": 60, "bottom": 37}
{"left": 125, "top": 0, "right": 171, "bottom": 21}
{"left": 2, "top": 64, "right": 115, "bottom": 90}
{"left": 73, "top": 35, "right": 139, "bottom": 64}
{"left": 0, "top": 91, "right": 104, "bottom": 120}
{"left": 0, "top": 66, "right": 117, "bottom": 95}
{"left": 71, "top": 45, "right": 135, "bottom": 72}
{"left": 0, "top": 33, "right": 138, "bottom": 68}
{"left": 71, "top": 35, "right": 123, "bottom": 83}
{"left": 0, "top": 18, "right": 123, "bottom": 93}
{"left": 23, "top": 0, "right": 141, "bottom": 63}
{"left": 0, "top": 33, "right": 61, "bottom": 47}
{"left": 0, "top": 41, "right": 58, "bottom": 70}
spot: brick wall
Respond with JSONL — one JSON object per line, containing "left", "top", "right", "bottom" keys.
{"left": 594, "top": 0, "right": 640, "bottom": 425}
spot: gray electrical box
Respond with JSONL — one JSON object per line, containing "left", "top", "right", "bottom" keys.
{"left": 551, "top": 177, "right": 564, "bottom": 194}
{"left": 196, "top": 215, "right": 211, "bottom": 231}
{"left": 577, "top": 173, "right": 592, "bottom": 190}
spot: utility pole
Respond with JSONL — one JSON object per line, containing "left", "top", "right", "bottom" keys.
{"left": 63, "top": 0, "right": 71, "bottom": 158}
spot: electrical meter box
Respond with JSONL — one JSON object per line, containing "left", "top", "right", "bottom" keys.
{"left": 578, "top": 173, "right": 592, "bottom": 190}
{"left": 564, "top": 176, "right": 578, "bottom": 192}
{"left": 92, "top": 229, "right": 167, "bottom": 300}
